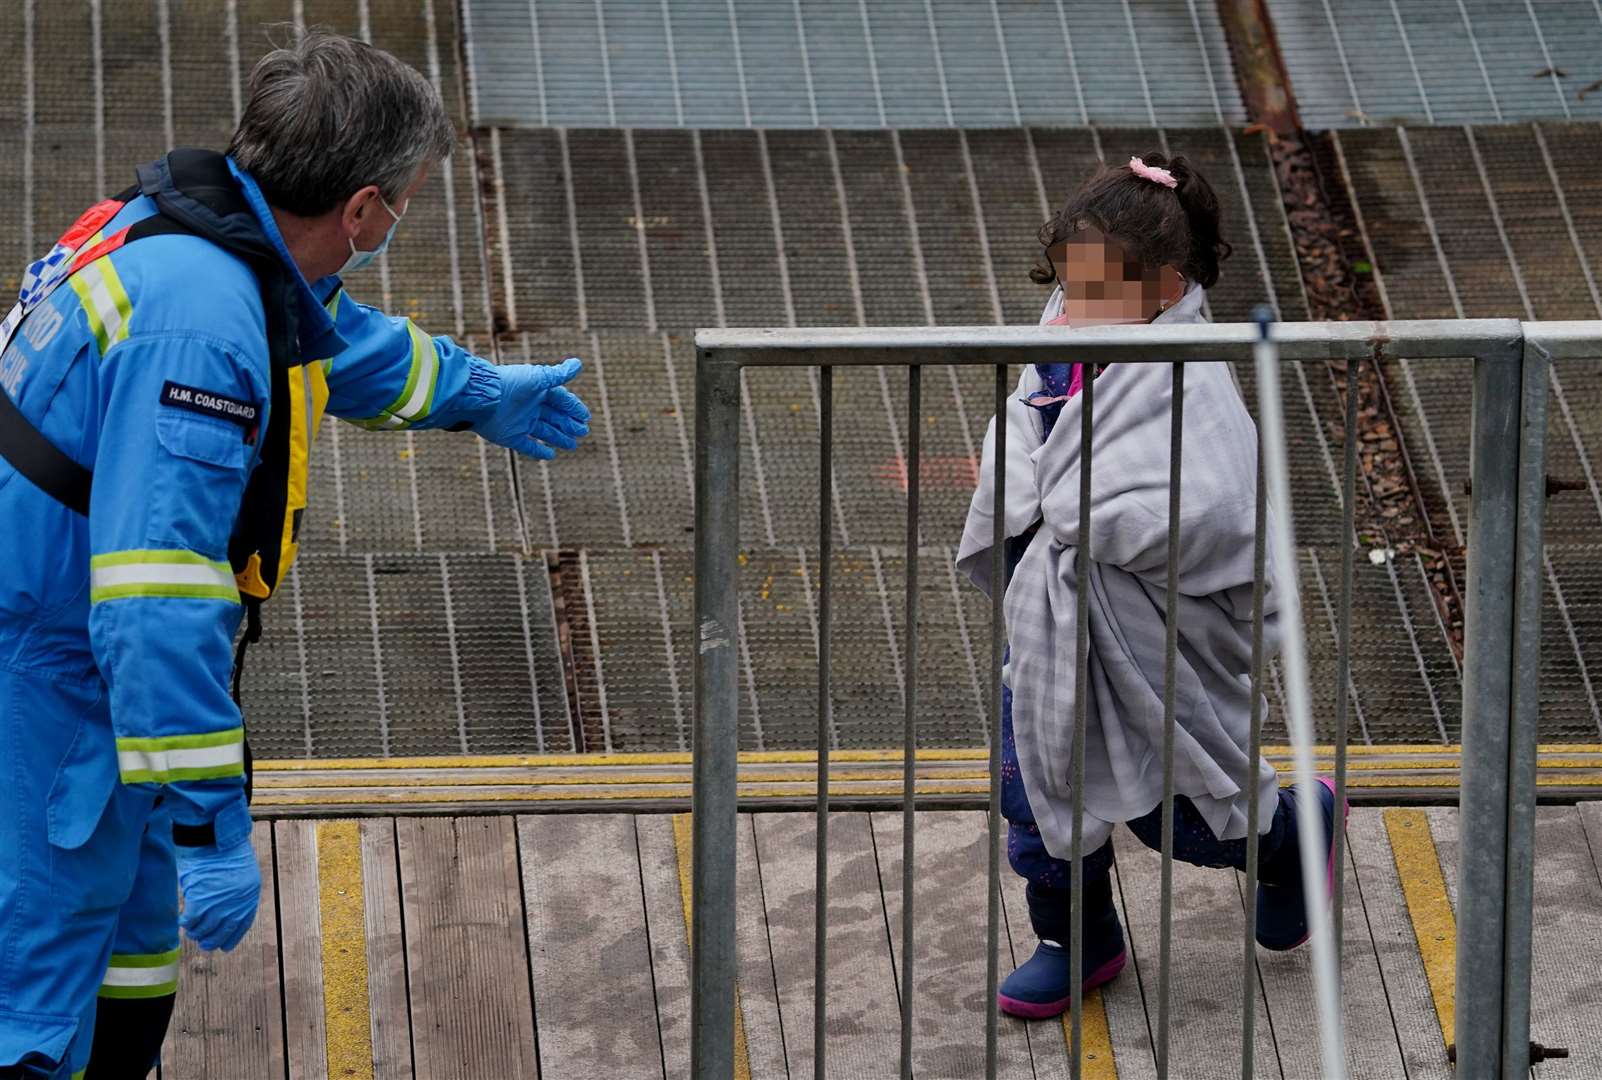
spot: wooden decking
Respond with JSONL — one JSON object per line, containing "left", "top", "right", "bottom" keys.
{"left": 160, "top": 806, "right": 1602, "bottom": 1078}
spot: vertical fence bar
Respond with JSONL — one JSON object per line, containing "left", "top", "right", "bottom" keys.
{"left": 900, "top": 365, "right": 922, "bottom": 1080}
{"left": 985, "top": 363, "right": 1007, "bottom": 1080}
{"left": 1256, "top": 313, "right": 1347, "bottom": 1080}
{"left": 1334, "top": 354, "right": 1360, "bottom": 978}
{"left": 1456, "top": 341, "right": 1523, "bottom": 1077}
{"left": 1501, "top": 339, "right": 1549, "bottom": 1079}
{"left": 1239, "top": 421, "right": 1268, "bottom": 1080}
{"left": 1069, "top": 364, "right": 1096, "bottom": 1080}
{"left": 815, "top": 364, "right": 834, "bottom": 1079}
{"left": 1155, "top": 361, "right": 1184, "bottom": 1080}
{"left": 691, "top": 349, "right": 743, "bottom": 1080}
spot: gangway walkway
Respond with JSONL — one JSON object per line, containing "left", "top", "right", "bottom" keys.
{"left": 160, "top": 797, "right": 1602, "bottom": 1078}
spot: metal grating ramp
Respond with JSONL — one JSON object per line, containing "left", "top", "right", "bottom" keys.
{"left": 1333, "top": 122, "right": 1602, "bottom": 739}
{"left": 462, "top": 0, "right": 1247, "bottom": 129}
{"left": 4, "top": 2, "right": 1597, "bottom": 758}
{"left": 1268, "top": 0, "right": 1602, "bottom": 127}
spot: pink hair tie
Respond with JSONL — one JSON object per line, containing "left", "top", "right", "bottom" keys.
{"left": 1128, "top": 156, "right": 1178, "bottom": 189}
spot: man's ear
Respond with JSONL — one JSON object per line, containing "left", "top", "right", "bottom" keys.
{"left": 340, "top": 185, "right": 382, "bottom": 236}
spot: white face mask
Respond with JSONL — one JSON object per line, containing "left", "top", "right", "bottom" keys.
{"left": 337, "top": 193, "right": 404, "bottom": 275}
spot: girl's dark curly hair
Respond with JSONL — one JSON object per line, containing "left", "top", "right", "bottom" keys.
{"left": 1030, "top": 150, "right": 1233, "bottom": 289}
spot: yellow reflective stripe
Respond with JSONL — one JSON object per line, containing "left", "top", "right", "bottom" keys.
{"left": 117, "top": 727, "right": 246, "bottom": 784}
{"left": 100, "top": 948, "right": 181, "bottom": 999}
{"left": 359, "top": 320, "right": 439, "bottom": 430}
{"left": 394, "top": 321, "right": 440, "bottom": 422}
{"left": 67, "top": 254, "right": 132, "bottom": 355}
{"left": 90, "top": 549, "right": 239, "bottom": 604}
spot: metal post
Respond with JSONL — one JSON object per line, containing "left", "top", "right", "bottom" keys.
{"left": 1239, "top": 426, "right": 1268, "bottom": 1080}
{"left": 985, "top": 363, "right": 1007, "bottom": 1080}
{"left": 1070, "top": 364, "right": 1096, "bottom": 1080}
{"left": 1155, "top": 362, "right": 1183, "bottom": 1080}
{"left": 691, "top": 349, "right": 742, "bottom": 1080}
{"left": 1501, "top": 338, "right": 1549, "bottom": 1079}
{"left": 1334, "top": 354, "right": 1360, "bottom": 976}
{"left": 1456, "top": 340, "right": 1523, "bottom": 1078}
{"left": 815, "top": 364, "right": 834, "bottom": 1079}
{"left": 900, "top": 365, "right": 921, "bottom": 1079}
{"left": 1256, "top": 313, "right": 1347, "bottom": 1080}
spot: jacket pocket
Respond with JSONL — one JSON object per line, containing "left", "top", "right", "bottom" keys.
{"left": 149, "top": 408, "right": 254, "bottom": 554}
{"left": 45, "top": 684, "right": 117, "bottom": 851}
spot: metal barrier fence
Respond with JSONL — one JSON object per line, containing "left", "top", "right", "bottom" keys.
{"left": 689, "top": 318, "right": 1593, "bottom": 1079}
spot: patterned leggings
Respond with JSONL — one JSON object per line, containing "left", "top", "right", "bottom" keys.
{"left": 1001, "top": 656, "right": 1299, "bottom": 937}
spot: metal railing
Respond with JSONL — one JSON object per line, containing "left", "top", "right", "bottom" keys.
{"left": 689, "top": 317, "right": 1593, "bottom": 1079}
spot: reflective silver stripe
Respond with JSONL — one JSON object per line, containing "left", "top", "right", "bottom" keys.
{"left": 393, "top": 323, "right": 439, "bottom": 423}
{"left": 102, "top": 958, "right": 180, "bottom": 990}
{"left": 117, "top": 739, "right": 245, "bottom": 780}
{"left": 90, "top": 560, "right": 235, "bottom": 591}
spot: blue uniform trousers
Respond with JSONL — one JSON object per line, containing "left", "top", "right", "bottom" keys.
{"left": 0, "top": 666, "right": 178, "bottom": 1079}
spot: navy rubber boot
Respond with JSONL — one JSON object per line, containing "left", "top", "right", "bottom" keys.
{"left": 998, "top": 878, "right": 1128, "bottom": 1019}
{"left": 1256, "top": 777, "right": 1349, "bottom": 951}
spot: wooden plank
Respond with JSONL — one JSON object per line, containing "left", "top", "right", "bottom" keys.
{"left": 1111, "top": 830, "right": 1280, "bottom": 1079}
{"left": 1101, "top": 855, "right": 1157, "bottom": 1080}
{"left": 1344, "top": 809, "right": 1452, "bottom": 1080}
{"left": 518, "top": 814, "right": 663, "bottom": 1077}
{"left": 275, "top": 820, "right": 329, "bottom": 1080}
{"left": 635, "top": 815, "right": 693, "bottom": 1078}
{"left": 1431, "top": 807, "right": 1602, "bottom": 1075}
{"left": 729, "top": 813, "right": 789, "bottom": 1078}
{"left": 360, "top": 819, "right": 414, "bottom": 1079}
{"left": 869, "top": 809, "right": 1037, "bottom": 1077}
{"left": 1248, "top": 830, "right": 1409, "bottom": 1078}
{"left": 752, "top": 811, "right": 902, "bottom": 1076}
{"left": 1579, "top": 802, "right": 1602, "bottom": 893}
{"left": 163, "top": 820, "right": 286, "bottom": 1079}
{"left": 662, "top": 813, "right": 767, "bottom": 1078}
{"left": 398, "top": 816, "right": 538, "bottom": 1077}
{"left": 643, "top": 812, "right": 787, "bottom": 1078}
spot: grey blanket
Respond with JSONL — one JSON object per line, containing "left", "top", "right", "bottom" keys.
{"left": 956, "top": 285, "right": 1283, "bottom": 858}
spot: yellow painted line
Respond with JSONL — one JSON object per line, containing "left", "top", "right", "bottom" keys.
{"left": 672, "top": 813, "right": 752, "bottom": 1080}
{"left": 316, "top": 821, "right": 374, "bottom": 1080}
{"left": 250, "top": 757, "right": 1602, "bottom": 795}
{"left": 1385, "top": 809, "right": 1455, "bottom": 1048}
{"left": 1062, "top": 993, "right": 1118, "bottom": 1078}
{"left": 253, "top": 740, "right": 1602, "bottom": 775}
{"left": 255, "top": 743, "right": 1602, "bottom": 774}
{"left": 252, "top": 773, "right": 1602, "bottom": 809}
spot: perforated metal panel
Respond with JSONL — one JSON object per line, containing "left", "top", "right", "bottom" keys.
{"left": 463, "top": 0, "right": 1247, "bottom": 129}
{"left": 1269, "top": 0, "right": 1602, "bottom": 127}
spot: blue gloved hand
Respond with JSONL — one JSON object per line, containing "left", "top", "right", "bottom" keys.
{"left": 175, "top": 835, "right": 262, "bottom": 952}
{"left": 478, "top": 357, "right": 592, "bottom": 460}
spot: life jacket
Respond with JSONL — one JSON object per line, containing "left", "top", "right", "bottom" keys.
{"left": 0, "top": 151, "right": 336, "bottom": 733}
{"left": 0, "top": 149, "right": 327, "bottom": 613}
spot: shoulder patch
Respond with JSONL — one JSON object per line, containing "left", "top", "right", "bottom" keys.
{"left": 160, "top": 380, "right": 260, "bottom": 442}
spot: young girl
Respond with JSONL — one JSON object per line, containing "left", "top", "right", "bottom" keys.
{"left": 957, "top": 152, "right": 1344, "bottom": 1019}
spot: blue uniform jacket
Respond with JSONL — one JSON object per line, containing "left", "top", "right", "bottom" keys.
{"left": 0, "top": 158, "right": 504, "bottom": 847}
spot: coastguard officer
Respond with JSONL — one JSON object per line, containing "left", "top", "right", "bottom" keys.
{"left": 0, "top": 31, "right": 590, "bottom": 1078}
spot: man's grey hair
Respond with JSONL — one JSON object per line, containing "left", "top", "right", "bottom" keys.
{"left": 226, "top": 29, "right": 455, "bottom": 216}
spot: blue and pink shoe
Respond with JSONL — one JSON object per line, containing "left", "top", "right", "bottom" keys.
{"left": 1256, "top": 776, "right": 1350, "bottom": 951}
{"left": 997, "top": 928, "right": 1127, "bottom": 1019}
